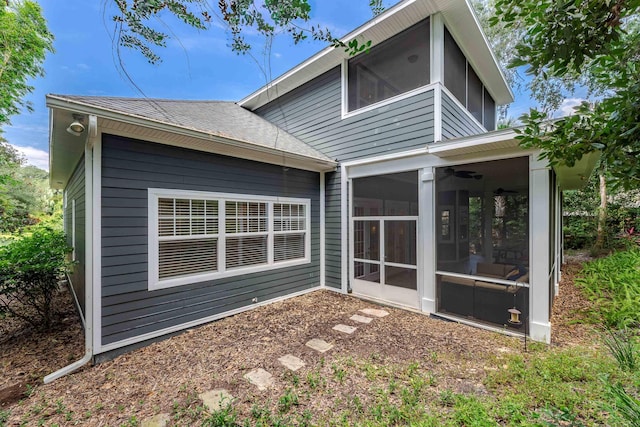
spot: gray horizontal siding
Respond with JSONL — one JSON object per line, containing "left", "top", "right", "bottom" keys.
{"left": 256, "top": 67, "right": 434, "bottom": 162}
{"left": 101, "top": 134, "right": 320, "bottom": 346}
{"left": 65, "top": 156, "right": 86, "bottom": 315}
{"left": 255, "top": 66, "right": 435, "bottom": 288}
{"left": 441, "top": 90, "right": 485, "bottom": 140}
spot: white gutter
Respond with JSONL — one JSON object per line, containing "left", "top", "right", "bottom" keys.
{"left": 44, "top": 116, "right": 98, "bottom": 383}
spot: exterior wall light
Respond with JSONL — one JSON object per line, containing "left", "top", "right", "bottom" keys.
{"left": 66, "top": 114, "right": 85, "bottom": 136}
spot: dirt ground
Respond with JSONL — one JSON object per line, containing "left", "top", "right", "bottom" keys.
{"left": 0, "top": 258, "right": 598, "bottom": 426}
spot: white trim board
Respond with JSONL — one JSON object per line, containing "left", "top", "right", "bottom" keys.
{"left": 97, "top": 285, "right": 321, "bottom": 354}
{"left": 91, "top": 133, "right": 102, "bottom": 353}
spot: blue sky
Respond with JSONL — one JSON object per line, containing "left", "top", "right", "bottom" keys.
{"left": 5, "top": 0, "right": 564, "bottom": 170}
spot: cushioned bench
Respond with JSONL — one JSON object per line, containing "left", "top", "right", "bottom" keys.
{"left": 438, "top": 264, "right": 529, "bottom": 327}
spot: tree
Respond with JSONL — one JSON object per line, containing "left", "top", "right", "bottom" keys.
{"left": 111, "top": 0, "right": 386, "bottom": 65}
{"left": 0, "top": 136, "right": 22, "bottom": 184}
{"left": 0, "top": 0, "right": 54, "bottom": 127}
{"left": 491, "top": 0, "right": 640, "bottom": 190}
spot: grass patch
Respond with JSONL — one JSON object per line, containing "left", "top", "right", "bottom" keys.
{"left": 485, "top": 346, "right": 631, "bottom": 425}
{"left": 603, "top": 329, "right": 639, "bottom": 372}
{"left": 576, "top": 248, "right": 640, "bottom": 328}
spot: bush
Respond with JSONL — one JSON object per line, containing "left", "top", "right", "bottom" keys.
{"left": 0, "top": 227, "right": 73, "bottom": 329}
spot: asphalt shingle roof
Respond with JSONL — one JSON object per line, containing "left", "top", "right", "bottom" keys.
{"left": 50, "top": 95, "right": 333, "bottom": 163}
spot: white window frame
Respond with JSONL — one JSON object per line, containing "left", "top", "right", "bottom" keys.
{"left": 148, "top": 189, "right": 311, "bottom": 291}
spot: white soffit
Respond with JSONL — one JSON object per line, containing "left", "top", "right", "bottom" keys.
{"left": 554, "top": 151, "right": 601, "bottom": 190}
{"left": 428, "top": 128, "right": 520, "bottom": 157}
{"left": 239, "top": 0, "right": 512, "bottom": 110}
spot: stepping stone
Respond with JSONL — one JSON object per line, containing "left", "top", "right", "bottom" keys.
{"left": 199, "top": 389, "right": 234, "bottom": 411}
{"left": 333, "top": 324, "right": 357, "bottom": 334}
{"left": 305, "top": 338, "right": 334, "bottom": 353}
{"left": 278, "top": 354, "right": 306, "bottom": 371}
{"left": 141, "top": 413, "right": 170, "bottom": 427}
{"left": 244, "top": 368, "right": 275, "bottom": 390}
{"left": 350, "top": 314, "right": 373, "bottom": 324}
{"left": 359, "top": 308, "right": 389, "bottom": 318}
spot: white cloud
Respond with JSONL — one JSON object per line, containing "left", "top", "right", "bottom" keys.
{"left": 555, "top": 98, "right": 586, "bottom": 118}
{"left": 12, "top": 145, "right": 49, "bottom": 171}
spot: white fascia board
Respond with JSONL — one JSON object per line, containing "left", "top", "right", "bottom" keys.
{"left": 459, "top": 0, "right": 513, "bottom": 103}
{"left": 47, "top": 108, "right": 55, "bottom": 187}
{"left": 47, "top": 95, "right": 336, "bottom": 173}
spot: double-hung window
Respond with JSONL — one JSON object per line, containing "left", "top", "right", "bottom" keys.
{"left": 149, "top": 189, "right": 311, "bottom": 290}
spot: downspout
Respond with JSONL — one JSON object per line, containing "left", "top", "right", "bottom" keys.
{"left": 44, "top": 115, "right": 98, "bottom": 384}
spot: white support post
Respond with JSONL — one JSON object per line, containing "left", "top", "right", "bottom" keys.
{"left": 420, "top": 167, "right": 436, "bottom": 313}
{"left": 529, "top": 155, "right": 551, "bottom": 343}
{"left": 430, "top": 13, "right": 444, "bottom": 84}
{"left": 431, "top": 13, "right": 444, "bottom": 144}
{"left": 483, "top": 192, "right": 494, "bottom": 263}
{"left": 340, "top": 165, "right": 349, "bottom": 293}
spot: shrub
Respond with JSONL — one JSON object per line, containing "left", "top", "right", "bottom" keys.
{"left": 575, "top": 249, "right": 640, "bottom": 329}
{"left": 0, "top": 227, "right": 73, "bottom": 329}
{"left": 603, "top": 329, "right": 639, "bottom": 372}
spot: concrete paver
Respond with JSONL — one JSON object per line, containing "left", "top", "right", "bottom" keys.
{"left": 278, "top": 354, "right": 306, "bottom": 371}
{"left": 359, "top": 308, "right": 389, "bottom": 318}
{"left": 350, "top": 314, "right": 373, "bottom": 324}
{"left": 333, "top": 324, "right": 357, "bottom": 334}
{"left": 305, "top": 338, "right": 334, "bottom": 353}
{"left": 244, "top": 368, "right": 275, "bottom": 390}
{"left": 199, "top": 389, "right": 234, "bottom": 411}
{"left": 140, "top": 413, "right": 170, "bottom": 427}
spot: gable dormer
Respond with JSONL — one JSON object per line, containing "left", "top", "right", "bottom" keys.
{"left": 245, "top": 0, "right": 513, "bottom": 157}
{"left": 340, "top": 13, "right": 501, "bottom": 131}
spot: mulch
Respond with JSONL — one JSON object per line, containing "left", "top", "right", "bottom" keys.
{"left": 0, "top": 257, "right": 598, "bottom": 425}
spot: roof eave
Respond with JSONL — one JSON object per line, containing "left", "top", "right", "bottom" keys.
{"left": 554, "top": 151, "right": 601, "bottom": 190}
{"left": 47, "top": 95, "right": 336, "bottom": 188}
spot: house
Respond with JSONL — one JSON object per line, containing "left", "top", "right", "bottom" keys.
{"left": 45, "top": 0, "right": 597, "bottom": 382}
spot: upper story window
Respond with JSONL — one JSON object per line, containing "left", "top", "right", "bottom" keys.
{"left": 347, "top": 19, "right": 430, "bottom": 112}
{"left": 444, "top": 28, "right": 496, "bottom": 130}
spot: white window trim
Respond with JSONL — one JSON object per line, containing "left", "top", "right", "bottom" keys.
{"left": 148, "top": 189, "right": 311, "bottom": 291}
{"left": 342, "top": 80, "right": 438, "bottom": 120}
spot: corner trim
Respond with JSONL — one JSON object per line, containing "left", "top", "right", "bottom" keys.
{"left": 434, "top": 85, "right": 443, "bottom": 142}
{"left": 340, "top": 164, "right": 349, "bottom": 293}
{"left": 440, "top": 84, "right": 487, "bottom": 133}
{"left": 92, "top": 134, "right": 102, "bottom": 353}
{"left": 320, "top": 172, "right": 326, "bottom": 287}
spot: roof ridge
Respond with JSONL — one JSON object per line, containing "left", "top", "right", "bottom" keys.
{"left": 49, "top": 94, "right": 236, "bottom": 103}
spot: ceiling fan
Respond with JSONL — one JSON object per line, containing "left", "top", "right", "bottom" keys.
{"left": 443, "top": 167, "right": 483, "bottom": 180}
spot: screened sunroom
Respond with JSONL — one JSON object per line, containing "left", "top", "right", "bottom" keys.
{"left": 435, "top": 157, "right": 530, "bottom": 331}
